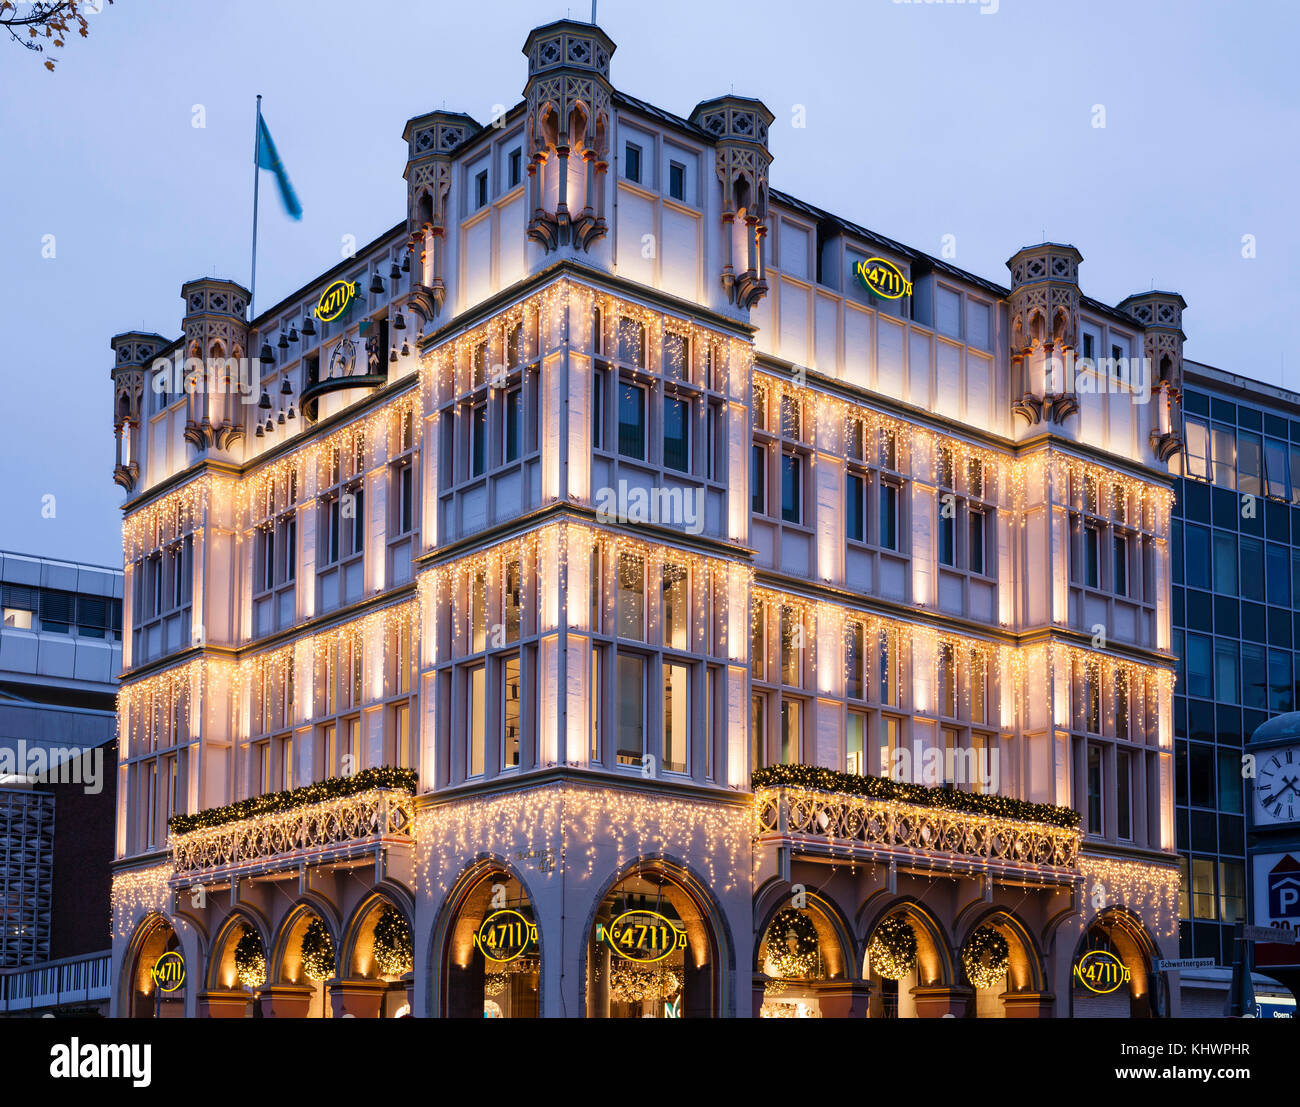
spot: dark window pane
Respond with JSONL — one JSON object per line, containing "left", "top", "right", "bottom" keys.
{"left": 847, "top": 474, "right": 864, "bottom": 542}
{"left": 781, "top": 454, "right": 802, "bottom": 523}
{"left": 663, "top": 397, "right": 689, "bottom": 472}
{"left": 618, "top": 384, "right": 646, "bottom": 459}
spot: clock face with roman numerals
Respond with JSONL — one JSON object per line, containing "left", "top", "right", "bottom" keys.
{"left": 1255, "top": 746, "right": 1300, "bottom": 825}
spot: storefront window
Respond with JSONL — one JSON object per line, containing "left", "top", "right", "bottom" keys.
{"left": 444, "top": 871, "right": 539, "bottom": 1018}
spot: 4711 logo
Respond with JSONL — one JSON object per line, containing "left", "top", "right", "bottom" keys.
{"left": 1073, "top": 949, "right": 1131, "bottom": 994}
{"left": 149, "top": 951, "right": 185, "bottom": 992}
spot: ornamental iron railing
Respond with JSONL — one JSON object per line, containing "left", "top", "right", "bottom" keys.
{"left": 754, "top": 786, "right": 1080, "bottom": 879}
{"left": 169, "top": 787, "right": 414, "bottom": 881}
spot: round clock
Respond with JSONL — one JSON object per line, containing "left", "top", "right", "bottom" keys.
{"left": 329, "top": 338, "right": 355, "bottom": 378}
{"left": 1254, "top": 745, "right": 1300, "bottom": 826}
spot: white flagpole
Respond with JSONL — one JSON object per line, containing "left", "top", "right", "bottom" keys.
{"left": 249, "top": 94, "right": 263, "bottom": 322}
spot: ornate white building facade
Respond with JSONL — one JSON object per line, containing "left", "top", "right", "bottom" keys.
{"left": 109, "top": 19, "right": 1183, "bottom": 1018}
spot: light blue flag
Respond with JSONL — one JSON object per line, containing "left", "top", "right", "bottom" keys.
{"left": 256, "top": 114, "right": 302, "bottom": 220}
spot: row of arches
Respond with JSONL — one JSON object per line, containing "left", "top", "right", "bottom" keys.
{"left": 752, "top": 884, "right": 1161, "bottom": 1018}
{"left": 120, "top": 857, "right": 1162, "bottom": 1018}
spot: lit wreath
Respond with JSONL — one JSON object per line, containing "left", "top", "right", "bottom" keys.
{"left": 867, "top": 915, "right": 917, "bottom": 981}
{"left": 234, "top": 928, "right": 266, "bottom": 989}
{"left": 372, "top": 906, "right": 413, "bottom": 977}
{"left": 763, "top": 909, "right": 822, "bottom": 980}
{"left": 300, "top": 917, "right": 334, "bottom": 982}
{"left": 961, "top": 925, "right": 1010, "bottom": 989}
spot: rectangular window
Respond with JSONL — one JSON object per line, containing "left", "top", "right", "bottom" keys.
{"left": 1240, "top": 536, "right": 1265, "bottom": 602}
{"left": 938, "top": 506, "right": 956, "bottom": 567}
{"left": 471, "top": 403, "right": 487, "bottom": 476}
{"left": 1242, "top": 643, "right": 1268, "bottom": 709}
{"left": 320, "top": 722, "right": 336, "bottom": 781}
{"left": 751, "top": 444, "right": 766, "bottom": 514}
{"left": 1116, "top": 751, "right": 1132, "bottom": 840}
{"left": 1113, "top": 533, "right": 1129, "bottom": 596}
{"left": 1084, "top": 525, "right": 1101, "bottom": 588}
{"left": 617, "top": 553, "right": 645, "bottom": 640}
{"left": 847, "top": 474, "right": 865, "bottom": 542}
{"left": 662, "top": 662, "right": 689, "bottom": 773}
{"left": 592, "top": 367, "right": 606, "bottom": 450}
{"left": 781, "top": 453, "right": 802, "bottom": 523}
{"left": 1212, "top": 425, "right": 1236, "bottom": 488}
{"left": 591, "top": 646, "right": 602, "bottom": 763}
{"left": 664, "top": 396, "right": 690, "bottom": 472}
{"left": 1087, "top": 744, "right": 1103, "bottom": 834}
{"left": 1265, "top": 438, "right": 1289, "bottom": 499}
{"left": 780, "top": 606, "right": 801, "bottom": 687}
{"left": 969, "top": 650, "right": 987, "bottom": 723}
{"left": 780, "top": 699, "right": 801, "bottom": 763}
{"left": 618, "top": 381, "right": 646, "bottom": 460}
{"left": 938, "top": 643, "right": 957, "bottom": 717}
{"left": 1217, "top": 749, "right": 1243, "bottom": 813}
{"left": 662, "top": 562, "right": 689, "bottom": 651}
{"left": 847, "top": 712, "right": 866, "bottom": 775}
{"left": 475, "top": 169, "right": 488, "bottom": 209}
{"left": 669, "top": 161, "right": 685, "bottom": 201}
{"left": 1215, "top": 641, "right": 1239, "bottom": 706}
{"left": 617, "top": 654, "right": 645, "bottom": 765}
{"left": 390, "top": 702, "right": 410, "bottom": 770}
{"left": 879, "top": 628, "right": 899, "bottom": 705}
{"left": 468, "top": 666, "right": 486, "bottom": 777}
{"left": 751, "top": 694, "right": 766, "bottom": 770}
{"left": 503, "top": 558, "right": 523, "bottom": 642}
{"left": 1185, "top": 633, "right": 1213, "bottom": 699}
{"left": 750, "top": 603, "right": 765, "bottom": 680}
{"left": 505, "top": 386, "right": 522, "bottom": 463}
{"left": 1213, "top": 531, "right": 1237, "bottom": 593}
{"left": 503, "top": 657, "right": 521, "bottom": 769}
{"left": 1220, "top": 862, "right": 1245, "bottom": 924}
{"left": 508, "top": 148, "right": 522, "bottom": 188}
{"left": 968, "top": 509, "right": 986, "bottom": 575}
{"left": 1191, "top": 858, "right": 1217, "bottom": 920}
{"left": 1238, "top": 431, "right": 1263, "bottom": 497}
{"left": 624, "top": 142, "right": 641, "bottom": 183}
{"left": 846, "top": 622, "right": 864, "bottom": 700}
{"left": 879, "top": 482, "right": 899, "bottom": 551}
{"left": 1184, "top": 417, "right": 1209, "bottom": 481}
{"left": 1267, "top": 543, "right": 1291, "bottom": 608}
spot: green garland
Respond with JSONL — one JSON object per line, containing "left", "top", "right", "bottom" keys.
{"left": 372, "top": 906, "right": 413, "bottom": 977}
{"left": 168, "top": 767, "right": 417, "bottom": 835}
{"left": 961, "top": 925, "right": 1010, "bottom": 989}
{"left": 751, "top": 764, "right": 1081, "bottom": 829}
{"left": 763, "top": 909, "right": 822, "bottom": 980}
{"left": 234, "top": 928, "right": 266, "bottom": 989}
{"left": 867, "top": 915, "right": 918, "bottom": 981}
{"left": 300, "top": 917, "right": 335, "bottom": 982}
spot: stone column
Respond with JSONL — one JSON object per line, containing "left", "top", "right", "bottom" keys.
{"left": 910, "top": 984, "right": 975, "bottom": 1018}
{"left": 327, "top": 977, "right": 390, "bottom": 1018}
{"left": 197, "top": 989, "right": 255, "bottom": 1018}
{"left": 817, "top": 980, "right": 873, "bottom": 1018}
{"left": 258, "top": 982, "right": 315, "bottom": 1018}
{"left": 1001, "top": 991, "right": 1057, "bottom": 1018}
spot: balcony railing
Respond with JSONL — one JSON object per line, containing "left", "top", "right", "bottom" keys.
{"left": 754, "top": 785, "right": 1080, "bottom": 881}
{"left": 169, "top": 786, "right": 415, "bottom": 883}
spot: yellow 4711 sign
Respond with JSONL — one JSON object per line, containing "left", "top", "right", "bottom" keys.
{"left": 1073, "top": 949, "right": 1131, "bottom": 994}
{"left": 597, "top": 910, "right": 686, "bottom": 963}
{"left": 854, "top": 258, "right": 913, "bottom": 300}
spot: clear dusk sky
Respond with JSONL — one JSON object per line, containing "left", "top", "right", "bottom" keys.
{"left": 1, "top": 0, "right": 1296, "bottom": 567}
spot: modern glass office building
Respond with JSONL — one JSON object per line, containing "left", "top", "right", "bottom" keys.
{"left": 1172, "top": 361, "right": 1300, "bottom": 964}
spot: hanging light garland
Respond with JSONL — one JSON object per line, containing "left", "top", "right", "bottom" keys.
{"left": 867, "top": 915, "right": 918, "bottom": 981}
{"left": 961, "top": 925, "right": 1010, "bottom": 989}
{"left": 608, "top": 960, "right": 683, "bottom": 1005}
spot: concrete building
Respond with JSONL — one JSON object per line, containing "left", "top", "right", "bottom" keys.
{"left": 0, "top": 550, "right": 120, "bottom": 1015}
{"left": 108, "top": 18, "right": 1185, "bottom": 1018}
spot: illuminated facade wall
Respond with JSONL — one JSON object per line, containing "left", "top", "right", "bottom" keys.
{"left": 108, "top": 18, "right": 1185, "bottom": 1018}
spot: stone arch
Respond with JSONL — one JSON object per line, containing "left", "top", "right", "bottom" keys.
{"left": 753, "top": 880, "right": 858, "bottom": 1018}
{"left": 861, "top": 898, "right": 958, "bottom": 1018}
{"left": 1072, "top": 907, "right": 1162, "bottom": 1018}
{"left": 429, "top": 855, "right": 543, "bottom": 1019}
{"left": 753, "top": 879, "right": 856, "bottom": 979}
{"left": 205, "top": 905, "right": 271, "bottom": 994}
{"left": 582, "top": 853, "right": 734, "bottom": 1019}
{"left": 338, "top": 881, "right": 416, "bottom": 982}
{"left": 268, "top": 896, "right": 341, "bottom": 986}
{"left": 955, "top": 907, "right": 1048, "bottom": 1017}
{"left": 120, "top": 911, "right": 186, "bottom": 1019}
